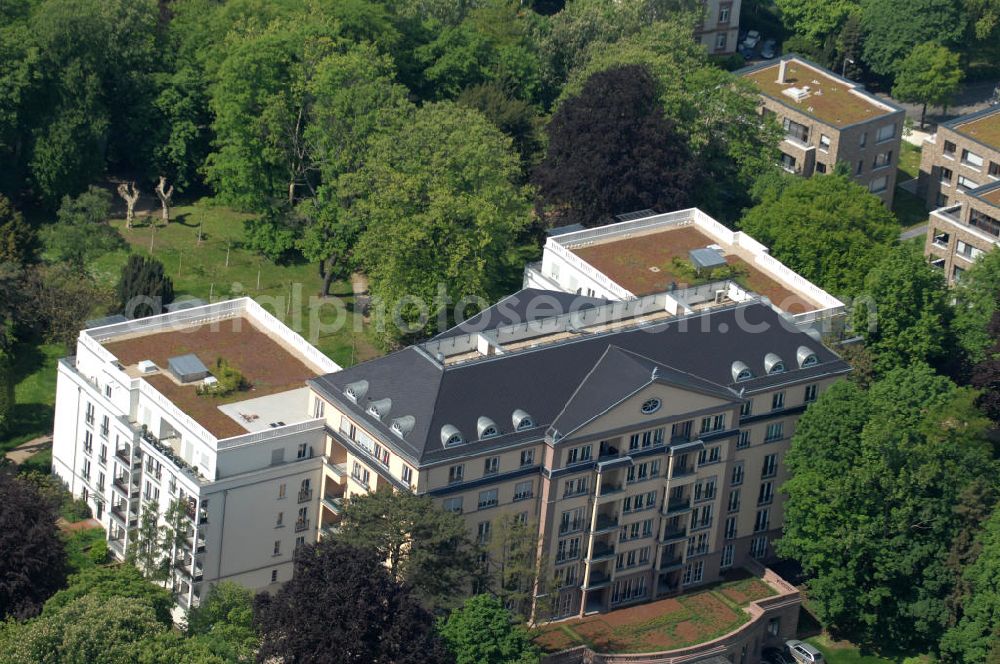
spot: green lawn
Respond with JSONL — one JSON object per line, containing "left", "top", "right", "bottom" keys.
{"left": 1, "top": 341, "right": 65, "bottom": 455}
{"left": 804, "top": 635, "right": 931, "bottom": 664}
{"left": 898, "top": 143, "right": 922, "bottom": 182}
{"left": 100, "top": 202, "right": 380, "bottom": 367}
{"left": 893, "top": 187, "right": 929, "bottom": 230}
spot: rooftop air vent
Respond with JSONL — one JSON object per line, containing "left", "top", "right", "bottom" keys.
{"left": 732, "top": 360, "right": 753, "bottom": 382}
{"left": 781, "top": 86, "right": 811, "bottom": 102}
{"left": 764, "top": 353, "right": 785, "bottom": 375}
{"left": 167, "top": 354, "right": 209, "bottom": 383}
{"left": 391, "top": 415, "right": 415, "bottom": 439}
{"left": 797, "top": 346, "right": 819, "bottom": 368}
{"left": 512, "top": 409, "right": 534, "bottom": 431}
{"left": 344, "top": 380, "right": 369, "bottom": 403}
{"left": 367, "top": 398, "right": 392, "bottom": 421}
{"left": 441, "top": 424, "right": 464, "bottom": 447}
{"left": 477, "top": 416, "right": 499, "bottom": 439}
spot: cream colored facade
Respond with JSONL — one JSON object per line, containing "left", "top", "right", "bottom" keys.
{"left": 311, "top": 328, "right": 844, "bottom": 618}
{"left": 696, "top": 0, "right": 741, "bottom": 54}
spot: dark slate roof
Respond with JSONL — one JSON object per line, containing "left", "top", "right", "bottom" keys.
{"left": 310, "top": 302, "right": 850, "bottom": 466}
{"left": 433, "top": 288, "right": 608, "bottom": 340}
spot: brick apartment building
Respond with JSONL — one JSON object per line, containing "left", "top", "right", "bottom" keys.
{"left": 739, "top": 55, "right": 905, "bottom": 206}
{"left": 918, "top": 106, "right": 1000, "bottom": 284}
{"left": 696, "top": 0, "right": 741, "bottom": 53}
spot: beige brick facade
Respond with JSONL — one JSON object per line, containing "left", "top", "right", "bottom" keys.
{"left": 740, "top": 56, "right": 905, "bottom": 207}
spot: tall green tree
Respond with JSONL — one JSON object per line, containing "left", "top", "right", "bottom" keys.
{"left": 43, "top": 565, "right": 173, "bottom": 625}
{"left": 117, "top": 254, "right": 175, "bottom": 319}
{"left": 891, "top": 43, "right": 963, "bottom": 128}
{"left": 337, "top": 487, "right": 479, "bottom": 611}
{"left": 535, "top": 64, "right": 696, "bottom": 227}
{"left": 127, "top": 501, "right": 165, "bottom": 581}
{"left": 774, "top": 0, "right": 861, "bottom": 41}
{"left": 778, "top": 366, "right": 997, "bottom": 651}
{"left": 483, "top": 513, "right": 545, "bottom": 619}
{"left": 0, "top": 195, "right": 38, "bottom": 266}
{"left": 971, "top": 307, "right": 1000, "bottom": 424}
{"left": 43, "top": 186, "right": 123, "bottom": 269}
{"left": 940, "top": 505, "right": 1000, "bottom": 663}
{"left": 439, "top": 594, "right": 541, "bottom": 664}
{"left": 852, "top": 243, "right": 953, "bottom": 374}
{"left": 860, "top": 0, "right": 965, "bottom": 76}
{"left": 739, "top": 173, "right": 897, "bottom": 296}
{"left": 0, "top": 469, "right": 68, "bottom": 619}
{"left": 254, "top": 539, "right": 451, "bottom": 663}
{"left": 952, "top": 250, "right": 1000, "bottom": 365}
{"left": 0, "top": 349, "right": 13, "bottom": 435}
{"left": 342, "top": 101, "right": 531, "bottom": 346}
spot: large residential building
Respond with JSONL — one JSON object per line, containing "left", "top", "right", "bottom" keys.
{"left": 918, "top": 107, "right": 1000, "bottom": 284}
{"left": 739, "top": 55, "right": 905, "bottom": 206}
{"left": 696, "top": 0, "right": 741, "bottom": 54}
{"left": 52, "top": 298, "right": 339, "bottom": 608}
{"left": 309, "top": 295, "right": 850, "bottom": 619}
{"left": 522, "top": 208, "right": 845, "bottom": 335}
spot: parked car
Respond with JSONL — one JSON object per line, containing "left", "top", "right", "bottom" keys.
{"left": 742, "top": 29, "right": 761, "bottom": 49}
{"left": 739, "top": 45, "right": 756, "bottom": 60}
{"left": 762, "top": 647, "right": 794, "bottom": 664}
{"left": 786, "top": 640, "right": 825, "bottom": 664}
{"left": 761, "top": 39, "right": 778, "bottom": 59}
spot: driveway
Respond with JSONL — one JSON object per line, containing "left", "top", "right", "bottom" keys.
{"left": 900, "top": 224, "right": 928, "bottom": 241}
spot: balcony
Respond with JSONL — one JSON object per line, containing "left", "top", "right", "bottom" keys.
{"left": 660, "top": 553, "right": 684, "bottom": 570}
{"left": 298, "top": 488, "right": 313, "bottom": 503}
{"left": 583, "top": 570, "right": 611, "bottom": 590}
{"left": 597, "top": 482, "right": 625, "bottom": 500}
{"left": 588, "top": 541, "right": 616, "bottom": 562}
{"left": 661, "top": 524, "right": 687, "bottom": 543}
{"left": 321, "top": 523, "right": 341, "bottom": 538}
{"left": 322, "top": 495, "right": 344, "bottom": 514}
{"left": 592, "top": 514, "right": 619, "bottom": 534}
{"left": 666, "top": 496, "right": 691, "bottom": 513}
{"left": 295, "top": 518, "right": 310, "bottom": 533}
{"left": 671, "top": 465, "right": 694, "bottom": 479}
{"left": 112, "top": 477, "right": 136, "bottom": 498}
{"left": 657, "top": 577, "right": 680, "bottom": 596}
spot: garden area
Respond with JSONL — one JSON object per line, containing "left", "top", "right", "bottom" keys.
{"left": 893, "top": 142, "right": 929, "bottom": 230}
{"left": 535, "top": 576, "right": 776, "bottom": 654}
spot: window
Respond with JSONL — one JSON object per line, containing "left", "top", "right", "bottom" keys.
{"left": 686, "top": 532, "right": 709, "bottom": 556}
{"left": 520, "top": 449, "right": 534, "bottom": 467}
{"left": 563, "top": 476, "right": 589, "bottom": 497}
{"left": 876, "top": 123, "right": 896, "bottom": 143}
{"left": 100, "top": 415, "right": 109, "bottom": 438}
{"left": 478, "top": 489, "right": 498, "bottom": 510}
{"left": 692, "top": 504, "right": 713, "bottom": 530}
{"left": 514, "top": 480, "right": 533, "bottom": 501}
{"left": 804, "top": 384, "right": 818, "bottom": 403}
{"left": 737, "top": 430, "right": 751, "bottom": 449}
{"left": 962, "top": 149, "right": 984, "bottom": 169}
{"left": 312, "top": 398, "right": 325, "bottom": 419}
{"left": 401, "top": 466, "right": 412, "bottom": 484}
{"left": 870, "top": 175, "right": 888, "bottom": 193}
{"left": 740, "top": 400, "right": 752, "bottom": 418}
{"left": 273, "top": 540, "right": 281, "bottom": 556}
{"left": 771, "top": 391, "right": 785, "bottom": 410}
{"left": 296, "top": 443, "right": 308, "bottom": 459}
{"left": 731, "top": 464, "right": 744, "bottom": 486}
{"left": 971, "top": 209, "right": 1000, "bottom": 237}
{"left": 759, "top": 481, "right": 774, "bottom": 505}
{"left": 556, "top": 536, "right": 581, "bottom": 562}
{"left": 819, "top": 134, "right": 831, "bottom": 151}
{"left": 765, "top": 423, "right": 784, "bottom": 442}
{"left": 559, "top": 508, "right": 585, "bottom": 535}
{"left": 276, "top": 512, "right": 283, "bottom": 527}
{"left": 751, "top": 535, "right": 769, "bottom": 559}
{"left": 443, "top": 497, "right": 463, "bottom": 514}
{"left": 721, "top": 543, "right": 735, "bottom": 568}
{"left": 351, "top": 462, "right": 370, "bottom": 487}
{"left": 873, "top": 150, "right": 892, "bottom": 169}
{"left": 448, "top": 464, "right": 464, "bottom": 484}
{"left": 278, "top": 483, "right": 286, "bottom": 500}
{"left": 698, "top": 446, "right": 721, "bottom": 465}
{"left": 641, "top": 397, "right": 661, "bottom": 414}
{"left": 85, "top": 402, "right": 95, "bottom": 425}
{"left": 856, "top": 159, "right": 864, "bottom": 175}
{"left": 295, "top": 536, "right": 305, "bottom": 549}
{"left": 271, "top": 569, "right": 278, "bottom": 583}
{"left": 270, "top": 448, "right": 285, "bottom": 465}
{"left": 671, "top": 420, "right": 692, "bottom": 442}
{"left": 944, "top": 139, "right": 957, "bottom": 156}
{"left": 941, "top": 167, "right": 953, "bottom": 184}
{"left": 768, "top": 617, "right": 781, "bottom": 637}
{"left": 990, "top": 161, "right": 1000, "bottom": 178}
{"left": 725, "top": 515, "right": 738, "bottom": 539}
{"left": 566, "top": 445, "right": 592, "bottom": 465}
{"left": 477, "top": 521, "right": 491, "bottom": 544}
{"left": 780, "top": 152, "right": 797, "bottom": 172}
{"left": 718, "top": 6, "right": 730, "bottom": 22}
{"left": 754, "top": 508, "right": 770, "bottom": 532}
{"left": 958, "top": 175, "right": 979, "bottom": 191}
{"left": 715, "top": 32, "right": 727, "bottom": 49}
{"left": 816, "top": 162, "right": 827, "bottom": 174}
{"left": 694, "top": 477, "right": 717, "bottom": 501}
{"left": 700, "top": 414, "right": 725, "bottom": 434}
{"left": 483, "top": 456, "right": 499, "bottom": 475}
{"left": 762, "top": 453, "right": 778, "bottom": 478}
{"left": 83, "top": 430, "right": 93, "bottom": 454}
{"left": 859, "top": 132, "right": 867, "bottom": 148}
{"left": 104, "top": 384, "right": 112, "bottom": 398}
{"left": 782, "top": 118, "right": 809, "bottom": 144}
{"left": 957, "top": 240, "right": 985, "bottom": 261}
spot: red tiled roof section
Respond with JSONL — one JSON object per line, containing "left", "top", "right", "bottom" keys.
{"left": 104, "top": 317, "right": 317, "bottom": 438}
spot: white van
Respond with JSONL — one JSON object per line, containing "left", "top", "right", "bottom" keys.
{"left": 785, "top": 640, "right": 825, "bottom": 664}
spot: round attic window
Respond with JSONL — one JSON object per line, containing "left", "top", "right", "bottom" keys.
{"left": 641, "top": 398, "right": 662, "bottom": 414}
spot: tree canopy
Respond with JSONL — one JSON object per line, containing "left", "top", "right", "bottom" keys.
{"left": 860, "top": 0, "right": 966, "bottom": 76}
{"left": 254, "top": 539, "right": 451, "bottom": 663}
{"left": 738, "top": 173, "right": 898, "bottom": 296}
{"left": 439, "top": 594, "right": 541, "bottom": 664}
{"left": 891, "top": 43, "right": 963, "bottom": 128}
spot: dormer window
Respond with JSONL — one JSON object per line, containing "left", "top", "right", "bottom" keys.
{"left": 481, "top": 426, "right": 497, "bottom": 438}
{"left": 477, "top": 416, "right": 499, "bottom": 440}
{"left": 732, "top": 361, "right": 753, "bottom": 382}
{"left": 366, "top": 398, "right": 391, "bottom": 421}
{"left": 344, "top": 380, "right": 369, "bottom": 403}
{"left": 512, "top": 409, "right": 534, "bottom": 431}
{"left": 764, "top": 353, "right": 785, "bottom": 375}
{"left": 641, "top": 398, "right": 662, "bottom": 414}
{"left": 390, "top": 416, "right": 415, "bottom": 439}
{"left": 441, "top": 424, "right": 464, "bottom": 447}
{"left": 797, "top": 345, "right": 818, "bottom": 368}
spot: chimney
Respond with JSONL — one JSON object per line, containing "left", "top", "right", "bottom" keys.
{"left": 776, "top": 59, "right": 787, "bottom": 84}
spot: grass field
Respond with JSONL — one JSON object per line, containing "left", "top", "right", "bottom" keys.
{"left": 804, "top": 635, "right": 931, "bottom": 664}
{"left": 1, "top": 341, "right": 64, "bottom": 456}
{"left": 97, "top": 202, "right": 380, "bottom": 367}
{"left": 898, "top": 142, "right": 922, "bottom": 182}
{"left": 893, "top": 143, "right": 929, "bottom": 230}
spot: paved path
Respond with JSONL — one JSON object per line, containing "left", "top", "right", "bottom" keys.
{"left": 876, "top": 81, "right": 999, "bottom": 133}
{"left": 901, "top": 224, "right": 929, "bottom": 241}
{"left": 4, "top": 434, "right": 52, "bottom": 465}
